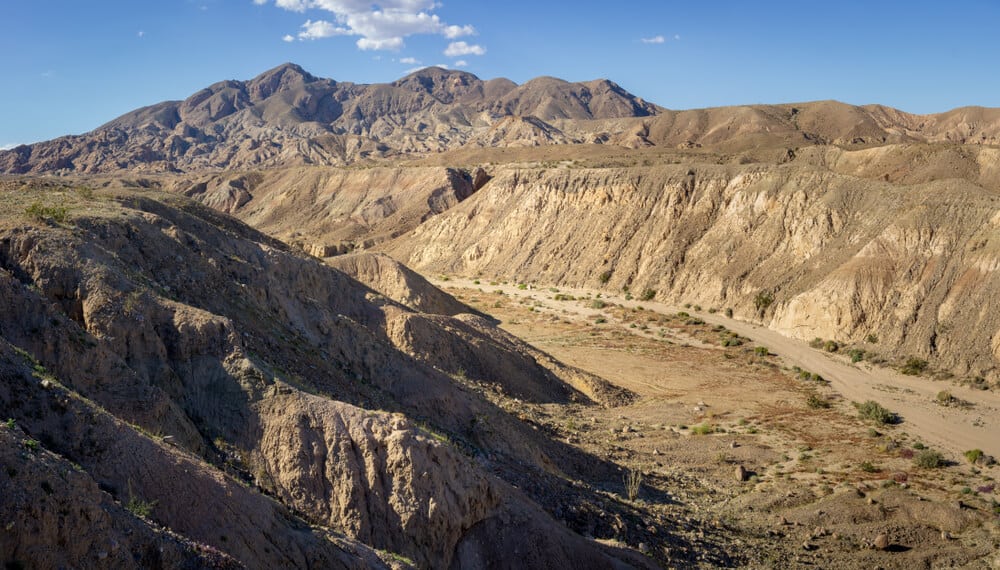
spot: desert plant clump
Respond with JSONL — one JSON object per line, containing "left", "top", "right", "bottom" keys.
{"left": 855, "top": 400, "right": 896, "bottom": 425}
{"left": 823, "top": 339, "right": 839, "bottom": 353}
{"left": 753, "top": 291, "right": 773, "bottom": 315}
{"left": 598, "top": 270, "right": 612, "bottom": 284}
{"left": 964, "top": 449, "right": 983, "bottom": 464}
{"left": 806, "top": 393, "right": 831, "bottom": 409}
{"left": 848, "top": 348, "right": 865, "bottom": 362}
{"left": 914, "top": 449, "right": 944, "bottom": 469}
{"left": 690, "top": 423, "right": 714, "bottom": 435}
{"left": 639, "top": 288, "right": 656, "bottom": 301}
{"left": 25, "top": 201, "right": 69, "bottom": 223}
{"left": 860, "top": 461, "right": 880, "bottom": 473}
{"left": 724, "top": 307, "right": 734, "bottom": 318}
{"left": 623, "top": 469, "right": 643, "bottom": 501}
{"left": 901, "top": 357, "right": 929, "bottom": 375}
{"left": 753, "top": 346, "right": 769, "bottom": 357}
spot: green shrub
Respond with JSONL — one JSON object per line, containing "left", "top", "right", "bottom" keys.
{"left": 754, "top": 346, "right": 769, "bottom": 357}
{"left": 724, "top": 308, "right": 734, "bottom": 318}
{"left": 937, "top": 391, "right": 954, "bottom": 404}
{"left": 901, "top": 357, "right": 928, "bottom": 375}
{"left": 590, "top": 300, "right": 607, "bottom": 309}
{"left": 848, "top": 348, "right": 865, "bottom": 363}
{"left": 640, "top": 289, "right": 656, "bottom": 301}
{"left": 823, "top": 340, "right": 839, "bottom": 353}
{"left": 690, "top": 423, "right": 714, "bottom": 435}
{"left": 856, "top": 400, "right": 895, "bottom": 425}
{"left": 860, "top": 461, "right": 879, "bottom": 473}
{"left": 965, "top": 449, "right": 983, "bottom": 464}
{"left": 809, "top": 338, "right": 825, "bottom": 349}
{"left": 866, "top": 333, "right": 879, "bottom": 344}
{"left": 25, "top": 202, "right": 69, "bottom": 223}
{"left": 914, "top": 449, "right": 944, "bottom": 469}
{"left": 598, "top": 270, "right": 612, "bottom": 284}
{"left": 754, "top": 291, "right": 773, "bottom": 314}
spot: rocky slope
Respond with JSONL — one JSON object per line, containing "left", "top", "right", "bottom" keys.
{"left": 0, "top": 181, "right": 658, "bottom": 569}
{"left": 383, "top": 154, "right": 1000, "bottom": 385}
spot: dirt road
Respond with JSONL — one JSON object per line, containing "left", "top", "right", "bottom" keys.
{"left": 433, "top": 277, "right": 1000, "bottom": 464}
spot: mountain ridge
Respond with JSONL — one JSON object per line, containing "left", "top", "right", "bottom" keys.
{"left": 8, "top": 62, "right": 1000, "bottom": 175}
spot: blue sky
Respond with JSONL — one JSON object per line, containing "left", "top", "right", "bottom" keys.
{"left": 2, "top": 1, "right": 999, "bottom": 147}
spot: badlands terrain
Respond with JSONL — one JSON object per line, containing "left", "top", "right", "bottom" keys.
{"left": 1, "top": 64, "right": 1000, "bottom": 568}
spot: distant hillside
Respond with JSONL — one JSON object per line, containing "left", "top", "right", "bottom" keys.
{"left": 0, "top": 63, "right": 658, "bottom": 174}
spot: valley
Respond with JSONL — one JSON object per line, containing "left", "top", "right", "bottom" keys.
{"left": 2, "top": 63, "right": 1000, "bottom": 569}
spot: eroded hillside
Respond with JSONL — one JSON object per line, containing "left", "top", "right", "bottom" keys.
{"left": 0, "top": 182, "right": 670, "bottom": 569}
{"left": 382, "top": 155, "right": 1000, "bottom": 385}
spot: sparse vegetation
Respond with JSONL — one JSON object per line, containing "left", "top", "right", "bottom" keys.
{"left": 753, "top": 291, "right": 773, "bottom": 315}
{"left": 598, "top": 270, "right": 612, "bottom": 284}
{"left": 806, "top": 393, "right": 831, "bottom": 409}
{"left": 848, "top": 348, "right": 865, "bottom": 362}
{"left": 690, "top": 423, "right": 714, "bottom": 435}
{"left": 25, "top": 201, "right": 69, "bottom": 223}
{"left": 855, "top": 400, "right": 896, "bottom": 425}
{"left": 901, "top": 357, "right": 928, "bottom": 375}
{"left": 860, "top": 461, "right": 880, "bottom": 473}
{"left": 753, "top": 346, "right": 769, "bottom": 357}
{"left": 914, "top": 449, "right": 944, "bottom": 469}
{"left": 623, "top": 469, "right": 642, "bottom": 501}
{"left": 964, "top": 449, "right": 983, "bottom": 464}
{"left": 639, "top": 288, "right": 656, "bottom": 301}
{"left": 866, "top": 333, "right": 879, "bottom": 344}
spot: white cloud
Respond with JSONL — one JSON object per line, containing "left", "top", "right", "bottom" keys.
{"left": 443, "top": 41, "right": 484, "bottom": 57}
{"left": 137, "top": 30, "right": 146, "bottom": 38}
{"left": 641, "top": 35, "right": 665, "bottom": 44}
{"left": 0, "top": 144, "right": 19, "bottom": 151}
{"left": 297, "top": 19, "right": 350, "bottom": 40}
{"left": 452, "top": 59, "right": 467, "bottom": 67}
{"left": 674, "top": 34, "right": 681, "bottom": 40}
{"left": 399, "top": 56, "right": 420, "bottom": 64}
{"left": 259, "top": 0, "right": 478, "bottom": 51}
{"left": 282, "top": 34, "right": 295, "bottom": 42}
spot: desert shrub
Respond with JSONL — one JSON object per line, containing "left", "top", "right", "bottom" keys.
{"left": 690, "top": 423, "right": 714, "bottom": 435}
{"left": 937, "top": 391, "right": 954, "bottom": 404}
{"left": 594, "top": 317, "right": 607, "bottom": 324}
{"left": 901, "top": 357, "right": 928, "bottom": 375}
{"left": 722, "top": 337, "right": 743, "bottom": 347}
{"left": 598, "top": 270, "right": 612, "bottom": 284}
{"left": 126, "top": 497, "right": 157, "bottom": 519}
{"left": 860, "top": 461, "right": 880, "bottom": 473}
{"left": 806, "top": 394, "right": 831, "bottom": 409}
{"left": 693, "top": 305, "right": 702, "bottom": 311}
{"left": 591, "top": 299, "right": 606, "bottom": 309}
{"left": 724, "top": 307, "right": 734, "bottom": 318}
{"left": 965, "top": 449, "right": 983, "bottom": 464}
{"left": 914, "top": 449, "right": 944, "bottom": 469}
{"left": 856, "top": 400, "right": 895, "bottom": 425}
{"left": 823, "top": 340, "right": 839, "bottom": 353}
{"left": 623, "top": 469, "right": 642, "bottom": 501}
{"left": 754, "top": 346, "right": 769, "bottom": 357}
{"left": 848, "top": 348, "right": 865, "bottom": 362}
{"left": 517, "top": 283, "right": 527, "bottom": 290}
{"left": 809, "top": 338, "right": 825, "bottom": 349}
{"left": 25, "top": 202, "right": 69, "bottom": 223}
{"left": 676, "top": 311, "right": 690, "bottom": 318}
{"left": 640, "top": 288, "right": 656, "bottom": 301}
{"left": 754, "top": 291, "right": 773, "bottom": 314}
{"left": 866, "top": 333, "right": 879, "bottom": 344}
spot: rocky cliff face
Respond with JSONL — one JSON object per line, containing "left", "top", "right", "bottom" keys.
{"left": 384, "top": 156, "right": 1000, "bottom": 383}
{"left": 0, "top": 182, "right": 652, "bottom": 569}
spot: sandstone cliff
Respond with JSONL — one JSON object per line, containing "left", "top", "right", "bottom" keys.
{"left": 384, "top": 157, "right": 1000, "bottom": 384}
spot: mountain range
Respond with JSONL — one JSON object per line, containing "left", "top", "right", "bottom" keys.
{"left": 6, "top": 63, "right": 1000, "bottom": 174}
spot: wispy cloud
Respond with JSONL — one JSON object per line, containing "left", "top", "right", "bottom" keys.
{"left": 282, "top": 34, "right": 295, "bottom": 42}
{"left": 452, "top": 59, "right": 467, "bottom": 68}
{"left": 443, "top": 41, "right": 484, "bottom": 57}
{"left": 0, "top": 144, "right": 20, "bottom": 151}
{"left": 399, "top": 56, "right": 420, "bottom": 64}
{"left": 137, "top": 30, "right": 146, "bottom": 39}
{"left": 259, "top": 0, "right": 480, "bottom": 52}
{"left": 641, "top": 35, "right": 665, "bottom": 44}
